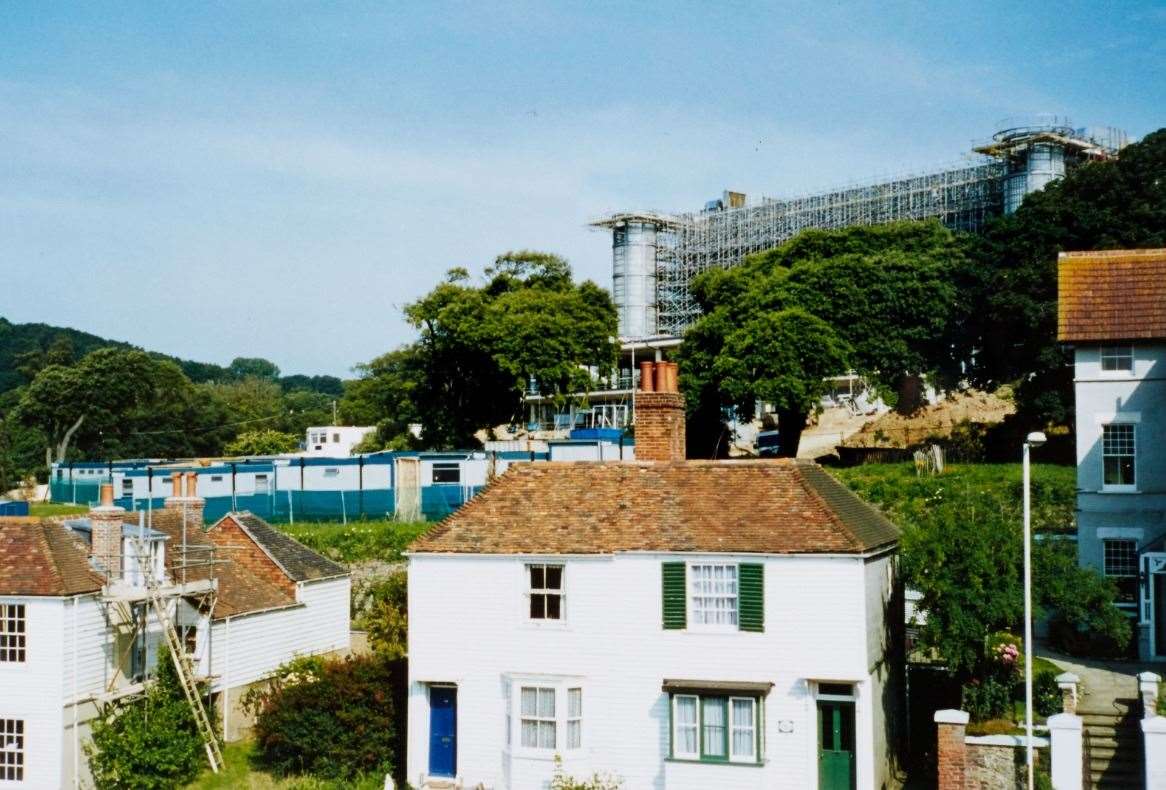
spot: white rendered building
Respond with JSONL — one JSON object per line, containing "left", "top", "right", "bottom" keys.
{"left": 406, "top": 368, "right": 904, "bottom": 790}
{"left": 304, "top": 426, "right": 376, "bottom": 457}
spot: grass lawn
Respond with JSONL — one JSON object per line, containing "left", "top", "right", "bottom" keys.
{"left": 276, "top": 518, "right": 431, "bottom": 564}
{"left": 185, "top": 741, "right": 384, "bottom": 789}
{"left": 831, "top": 461, "right": 1077, "bottom": 534}
{"left": 29, "top": 502, "right": 89, "bottom": 517}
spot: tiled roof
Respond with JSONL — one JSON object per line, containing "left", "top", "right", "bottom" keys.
{"left": 1057, "top": 249, "right": 1166, "bottom": 342}
{"left": 219, "top": 512, "right": 347, "bottom": 582}
{"left": 410, "top": 460, "right": 899, "bottom": 556}
{"left": 0, "top": 519, "right": 104, "bottom": 596}
{"left": 148, "top": 509, "right": 296, "bottom": 619}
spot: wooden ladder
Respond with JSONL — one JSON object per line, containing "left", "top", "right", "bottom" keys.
{"left": 131, "top": 537, "right": 224, "bottom": 773}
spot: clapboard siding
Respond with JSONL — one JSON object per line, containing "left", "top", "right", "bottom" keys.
{"left": 408, "top": 552, "right": 888, "bottom": 790}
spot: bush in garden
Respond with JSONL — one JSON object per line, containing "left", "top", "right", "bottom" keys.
{"left": 246, "top": 653, "right": 396, "bottom": 781}
{"left": 353, "top": 570, "right": 408, "bottom": 659}
{"left": 550, "top": 755, "right": 624, "bottom": 790}
{"left": 1033, "top": 671, "right": 1062, "bottom": 718}
{"left": 961, "top": 677, "right": 1012, "bottom": 723}
{"left": 87, "top": 647, "right": 210, "bottom": 789}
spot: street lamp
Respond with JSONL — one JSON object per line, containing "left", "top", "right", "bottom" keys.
{"left": 1022, "top": 430, "right": 1047, "bottom": 790}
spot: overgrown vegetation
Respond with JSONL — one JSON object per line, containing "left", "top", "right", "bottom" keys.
{"left": 184, "top": 740, "right": 383, "bottom": 790}
{"left": 245, "top": 654, "right": 397, "bottom": 783}
{"left": 834, "top": 463, "right": 1129, "bottom": 671}
{"left": 87, "top": 648, "right": 212, "bottom": 790}
{"left": 352, "top": 570, "right": 408, "bottom": 658}
{"left": 277, "top": 519, "right": 429, "bottom": 564}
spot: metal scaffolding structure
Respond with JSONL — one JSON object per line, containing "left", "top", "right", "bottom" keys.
{"left": 594, "top": 118, "right": 1128, "bottom": 339}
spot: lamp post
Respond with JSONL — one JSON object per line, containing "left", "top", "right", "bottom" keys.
{"left": 1023, "top": 430, "right": 1047, "bottom": 790}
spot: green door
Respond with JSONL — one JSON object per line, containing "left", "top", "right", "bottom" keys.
{"left": 818, "top": 700, "right": 856, "bottom": 790}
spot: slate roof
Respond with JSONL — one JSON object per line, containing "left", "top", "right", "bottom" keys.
{"left": 1058, "top": 249, "right": 1166, "bottom": 342}
{"left": 0, "top": 518, "right": 104, "bottom": 596}
{"left": 410, "top": 459, "right": 899, "bottom": 556}
{"left": 148, "top": 509, "right": 297, "bottom": 619}
{"left": 221, "top": 511, "right": 348, "bottom": 582}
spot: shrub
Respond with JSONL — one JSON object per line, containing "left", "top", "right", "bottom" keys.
{"left": 551, "top": 755, "right": 624, "bottom": 790}
{"left": 961, "top": 677, "right": 1012, "bottom": 723}
{"left": 1037, "top": 540, "right": 1131, "bottom": 657}
{"left": 246, "top": 653, "right": 396, "bottom": 781}
{"left": 87, "top": 647, "right": 211, "bottom": 789}
{"left": 1033, "top": 671, "right": 1062, "bottom": 718}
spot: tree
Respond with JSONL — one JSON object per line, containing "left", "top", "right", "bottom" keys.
{"left": 713, "top": 309, "right": 851, "bottom": 457}
{"left": 87, "top": 648, "right": 209, "bottom": 789}
{"left": 401, "top": 253, "right": 617, "bottom": 448}
{"left": 354, "top": 571, "right": 409, "bottom": 659}
{"left": 224, "top": 429, "right": 301, "bottom": 456}
{"left": 680, "top": 221, "right": 968, "bottom": 455}
{"left": 340, "top": 346, "right": 423, "bottom": 449}
{"left": 227, "top": 356, "right": 281, "bottom": 381}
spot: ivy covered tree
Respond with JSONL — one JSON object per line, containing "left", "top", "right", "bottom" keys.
{"left": 224, "top": 429, "right": 301, "bottom": 456}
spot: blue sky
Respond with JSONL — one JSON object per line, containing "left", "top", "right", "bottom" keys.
{"left": 1, "top": 1, "right": 1162, "bottom": 377}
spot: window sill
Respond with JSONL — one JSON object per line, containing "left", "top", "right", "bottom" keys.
{"left": 666, "top": 757, "right": 765, "bottom": 767}
{"left": 1100, "top": 486, "right": 1138, "bottom": 494}
{"left": 523, "top": 620, "right": 570, "bottom": 631}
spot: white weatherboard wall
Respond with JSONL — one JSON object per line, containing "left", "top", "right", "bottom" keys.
{"left": 209, "top": 576, "right": 350, "bottom": 692}
{"left": 407, "top": 551, "right": 891, "bottom": 790}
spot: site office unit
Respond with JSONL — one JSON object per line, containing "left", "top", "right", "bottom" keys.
{"left": 405, "top": 456, "right": 903, "bottom": 790}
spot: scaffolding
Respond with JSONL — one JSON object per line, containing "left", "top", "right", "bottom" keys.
{"left": 593, "top": 117, "right": 1128, "bottom": 338}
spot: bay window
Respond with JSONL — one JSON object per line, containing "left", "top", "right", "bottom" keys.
{"left": 668, "top": 689, "right": 763, "bottom": 764}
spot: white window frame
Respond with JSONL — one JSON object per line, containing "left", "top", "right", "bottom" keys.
{"left": 431, "top": 462, "right": 461, "bottom": 485}
{"left": 1101, "top": 423, "right": 1137, "bottom": 492}
{"left": 669, "top": 692, "right": 761, "bottom": 764}
{"left": 507, "top": 678, "right": 584, "bottom": 758}
{"left": 526, "top": 563, "right": 565, "bottom": 621}
{"left": 0, "top": 602, "right": 27, "bottom": 663}
{"left": 1099, "top": 345, "right": 1134, "bottom": 374}
{"left": 567, "top": 687, "right": 582, "bottom": 749}
{"left": 519, "top": 686, "right": 556, "bottom": 750}
{"left": 687, "top": 562, "right": 739, "bottom": 630}
{"left": 0, "top": 718, "right": 23, "bottom": 782}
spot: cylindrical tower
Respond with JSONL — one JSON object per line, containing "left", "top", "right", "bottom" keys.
{"left": 1002, "top": 141, "right": 1066, "bottom": 214}
{"left": 611, "top": 219, "right": 658, "bottom": 338}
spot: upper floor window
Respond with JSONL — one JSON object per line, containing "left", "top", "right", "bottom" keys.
{"left": 1100, "top": 346, "right": 1133, "bottom": 373}
{"left": 1102, "top": 424, "right": 1136, "bottom": 487}
{"left": 690, "top": 564, "right": 738, "bottom": 627}
{"left": 1103, "top": 539, "right": 1139, "bottom": 604}
{"left": 432, "top": 463, "right": 460, "bottom": 485}
{"left": 0, "top": 719, "right": 23, "bottom": 782}
{"left": 323, "top": 468, "right": 340, "bottom": 478}
{"left": 0, "top": 603, "right": 26, "bottom": 662}
{"left": 528, "top": 564, "right": 563, "bottom": 620}
{"left": 662, "top": 562, "right": 764, "bottom": 632}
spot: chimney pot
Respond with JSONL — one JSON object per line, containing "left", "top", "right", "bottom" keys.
{"left": 100, "top": 483, "right": 114, "bottom": 507}
{"left": 654, "top": 362, "right": 668, "bottom": 392}
{"left": 185, "top": 471, "right": 198, "bottom": 498}
{"left": 639, "top": 361, "right": 655, "bottom": 392}
{"left": 170, "top": 472, "right": 182, "bottom": 498}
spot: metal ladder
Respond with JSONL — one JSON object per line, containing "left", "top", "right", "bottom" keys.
{"left": 131, "top": 538, "right": 224, "bottom": 773}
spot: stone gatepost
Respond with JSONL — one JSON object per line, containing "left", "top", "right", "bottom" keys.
{"left": 934, "top": 709, "right": 969, "bottom": 790}
{"left": 1057, "top": 672, "right": 1080, "bottom": 714}
{"left": 1138, "top": 671, "right": 1161, "bottom": 719}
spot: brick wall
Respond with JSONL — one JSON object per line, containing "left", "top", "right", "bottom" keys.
{"left": 635, "top": 391, "right": 686, "bottom": 462}
{"left": 935, "top": 711, "right": 968, "bottom": 790}
{"left": 207, "top": 514, "right": 295, "bottom": 596}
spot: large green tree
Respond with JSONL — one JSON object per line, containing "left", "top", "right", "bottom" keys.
{"left": 680, "top": 221, "right": 971, "bottom": 456}
{"left": 400, "top": 251, "right": 617, "bottom": 448}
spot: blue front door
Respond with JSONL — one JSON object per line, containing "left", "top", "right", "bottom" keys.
{"left": 429, "top": 686, "right": 457, "bottom": 777}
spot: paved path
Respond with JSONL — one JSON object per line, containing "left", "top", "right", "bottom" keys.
{"left": 1037, "top": 644, "right": 1161, "bottom": 714}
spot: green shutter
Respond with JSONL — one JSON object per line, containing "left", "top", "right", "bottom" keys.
{"left": 662, "top": 562, "right": 687, "bottom": 630}
{"left": 738, "top": 563, "right": 764, "bottom": 632}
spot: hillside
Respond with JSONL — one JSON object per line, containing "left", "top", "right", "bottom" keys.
{"left": 0, "top": 317, "right": 343, "bottom": 396}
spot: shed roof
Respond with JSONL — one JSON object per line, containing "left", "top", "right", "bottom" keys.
{"left": 410, "top": 459, "right": 899, "bottom": 556}
{"left": 1057, "top": 249, "right": 1166, "bottom": 342}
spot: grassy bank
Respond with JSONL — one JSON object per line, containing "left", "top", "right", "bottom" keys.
{"left": 832, "top": 462, "right": 1076, "bottom": 534}
{"left": 276, "top": 519, "right": 431, "bottom": 564}
{"left": 185, "top": 741, "right": 383, "bottom": 790}
{"left": 29, "top": 502, "right": 89, "bottom": 517}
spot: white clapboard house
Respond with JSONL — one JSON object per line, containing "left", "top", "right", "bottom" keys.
{"left": 406, "top": 365, "right": 904, "bottom": 790}
{"left": 0, "top": 474, "right": 349, "bottom": 788}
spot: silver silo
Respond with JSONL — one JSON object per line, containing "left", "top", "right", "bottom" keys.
{"left": 607, "top": 215, "right": 659, "bottom": 338}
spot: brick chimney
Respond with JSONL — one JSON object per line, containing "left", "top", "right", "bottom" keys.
{"left": 635, "top": 361, "right": 685, "bottom": 462}
{"left": 165, "top": 470, "right": 206, "bottom": 527}
{"left": 89, "top": 483, "right": 126, "bottom": 579}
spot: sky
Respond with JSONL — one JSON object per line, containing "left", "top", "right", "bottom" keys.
{"left": 1, "top": 2, "right": 1163, "bottom": 378}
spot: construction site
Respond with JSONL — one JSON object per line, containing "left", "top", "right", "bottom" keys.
{"left": 593, "top": 116, "right": 1128, "bottom": 339}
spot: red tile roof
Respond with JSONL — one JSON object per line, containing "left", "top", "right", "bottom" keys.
{"left": 1057, "top": 249, "right": 1166, "bottom": 342}
{"left": 410, "top": 459, "right": 899, "bottom": 555}
{"left": 0, "top": 518, "right": 104, "bottom": 596}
